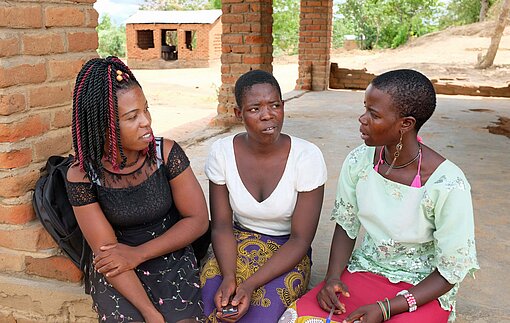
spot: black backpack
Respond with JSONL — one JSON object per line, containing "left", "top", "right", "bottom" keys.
{"left": 33, "top": 141, "right": 211, "bottom": 274}
{"left": 33, "top": 155, "right": 91, "bottom": 272}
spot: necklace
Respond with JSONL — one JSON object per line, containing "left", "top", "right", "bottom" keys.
{"left": 104, "top": 151, "right": 141, "bottom": 169}
{"left": 383, "top": 145, "right": 421, "bottom": 169}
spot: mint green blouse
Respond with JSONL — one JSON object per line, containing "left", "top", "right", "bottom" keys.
{"left": 331, "top": 145, "right": 479, "bottom": 322}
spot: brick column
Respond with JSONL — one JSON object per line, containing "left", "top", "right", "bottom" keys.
{"left": 214, "top": 0, "right": 273, "bottom": 125}
{"left": 0, "top": 0, "right": 97, "bottom": 299}
{"left": 296, "top": 0, "right": 333, "bottom": 90}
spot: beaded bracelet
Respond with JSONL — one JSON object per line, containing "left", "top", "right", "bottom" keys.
{"left": 397, "top": 290, "right": 417, "bottom": 312}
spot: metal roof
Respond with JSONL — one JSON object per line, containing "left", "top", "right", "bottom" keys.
{"left": 125, "top": 9, "right": 221, "bottom": 24}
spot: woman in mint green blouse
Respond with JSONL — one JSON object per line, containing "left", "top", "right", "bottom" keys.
{"left": 280, "top": 69, "right": 479, "bottom": 323}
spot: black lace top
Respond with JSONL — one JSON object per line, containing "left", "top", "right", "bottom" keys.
{"left": 65, "top": 142, "right": 189, "bottom": 229}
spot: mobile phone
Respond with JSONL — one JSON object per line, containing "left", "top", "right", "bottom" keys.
{"left": 222, "top": 304, "right": 238, "bottom": 317}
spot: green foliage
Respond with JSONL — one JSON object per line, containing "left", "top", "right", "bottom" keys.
{"left": 97, "top": 14, "right": 126, "bottom": 58}
{"left": 273, "top": 0, "right": 300, "bottom": 55}
{"left": 439, "top": 0, "right": 496, "bottom": 27}
{"left": 337, "top": 0, "right": 443, "bottom": 49}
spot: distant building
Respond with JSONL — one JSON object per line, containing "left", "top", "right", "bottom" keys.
{"left": 125, "top": 10, "right": 222, "bottom": 69}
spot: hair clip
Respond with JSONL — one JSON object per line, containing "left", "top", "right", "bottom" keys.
{"left": 115, "top": 70, "right": 130, "bottom": 82}
{"left": 116, "top": 70, "right": 123, "bottom": 82}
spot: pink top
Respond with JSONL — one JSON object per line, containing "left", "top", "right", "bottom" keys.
{"left": 374, "top": 143, "right": 422, "bottom": 188}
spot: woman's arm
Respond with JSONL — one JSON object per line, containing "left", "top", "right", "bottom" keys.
{"left": 316, "top": 224, "right": 356, "bottom": 313}
{"left": 232, "top": 185, "right": 325, "bottom": 303}
{"left": 72, "top": 202, "right": 163, "bottom": 322}
{"left": 209, "top": 182, "right": 239, "bottom": 309}
{"left": 343, "top": 270, "right": 453, "bottom": 323}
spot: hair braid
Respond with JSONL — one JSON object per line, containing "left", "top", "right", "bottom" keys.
{"left": 72, "top": 56, "right": 157, "bottom": 181}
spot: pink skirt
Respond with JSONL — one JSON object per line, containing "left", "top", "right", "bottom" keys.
{"left": 281, "top": 270, "right": 451, "bottom": 323}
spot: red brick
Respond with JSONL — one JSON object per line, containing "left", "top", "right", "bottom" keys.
{"left": 25, "top": 256, "right": 83, "bottom": 282}
{"left": 0, "top": 6, "right": 42, "bottom": 29}
{"left": 33, "top": 129, "right": 72, "bottom": 162}
{"left": 48, "top": 58, "right": 84, "bottom": 82}
{"left": 222, "top": 14, "right": 244, "bottom": 24}
{"left": 0, "top": 148, "right": 32, "bottom": 169}
{"left": 0, "top": 93, "right": 26, "bottom": 116}
{"left": 29, "top": 83, "right": 72, "bottom": 109}
{"left": 230, "top": 45, "right": 250, "bottom": 53}
{"left": 52, "top": 106, "right": 72, "bottom": 128}
{"left": 230, "top": 24, "right": 252, "bottom": 33}
{"left": 86, "top": 8, "right": 99, "bottom": 28}
{"left": 245, "top": 35, "right": 266, "bottom": 44}
{"left": 243, "top": 55, "right": 265, "bottom": 64}
{"left": 0, "top": 63, "right": 47, "bottom": 88}
{"left": 0, "top": 249, "right": 25, "bottom": 272}
{"left": 0, "top": 114, "right": 50, "bottom": 143}
{"left": 22, "top": 33, "right": 65, "bottom": 56}
{"left": 0, "top": 202, "right": 35, "bottom": 225}
{"left": 222, "top": 34, "right": 243, "bottom": 44}
{"left": 67, "top": 31, "right": 98, "bottom": 52}
{"left": 0, "top": 223, "right": 56, "bottom": 251}
{"left": 0, "top": 35, "right": 20, "bottom": 58}
{"left": 231, "top": 4, "right": 250, "bottom": 13}
{"left": 0, "top": 170, "right": 40, "bottom": 198}
{"left": 45, "top": 7, "right": 85, "bottom": 27}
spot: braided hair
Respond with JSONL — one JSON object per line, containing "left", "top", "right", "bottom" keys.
{"left": 72, "top": 56, "right": 157, "bottom": 181}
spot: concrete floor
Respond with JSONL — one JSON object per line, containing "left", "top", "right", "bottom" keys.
{"left": 175, "top": 89, "right": 510, "bottom": 322}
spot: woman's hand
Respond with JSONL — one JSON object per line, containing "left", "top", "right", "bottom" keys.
{"left": 229, "top": 281, "right": 254, "bottom": 321}
{"left": 342, "top": 303, "right": 383, "bottom": 323}
{"left": 93, "top": 243, "right": 143, "bottom": 277}
{"left": 214, "top": 276, "right": 237, "bottom": 321}
{"left": 317, "top": 277, "right": 350, "bottom": 314}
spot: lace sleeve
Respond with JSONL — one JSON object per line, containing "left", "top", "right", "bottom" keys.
{"left": 165, "top": 142, "right": 190, "bottom": 180}
{"left": 65, "top": 181, "right": 97, "bottom": 206}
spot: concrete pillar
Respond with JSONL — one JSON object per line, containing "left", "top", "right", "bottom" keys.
{"left": 296, "top": 0, "right": 333, "bottom": 91}
{"left": 214, "top": 0, "right": 273, "bottom": 125}
{"left": 0, "top": 0, "right": 98, "bottom": 320}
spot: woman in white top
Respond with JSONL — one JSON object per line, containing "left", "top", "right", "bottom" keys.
{"left": 200, "top": 70, "right": 327, "bottom": 322}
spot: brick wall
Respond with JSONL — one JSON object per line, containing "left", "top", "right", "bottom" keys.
{"left": 214, "top": 0, "right": 274, "bottom": 125}
{"left": 0, "top": 0, "right": 98, "bottom": 320}
{"left": 295, "top": 0, "right": 333, "bottom": 91}
{"left": 329, "top": 63, "right": 510, "bottom": 98}
{"left": 126, "top": 21, "right": 222, "bottom": 69}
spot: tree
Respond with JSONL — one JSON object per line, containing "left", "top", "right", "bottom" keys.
{"left": 439, "top": 0, "right": 496, "bottom": 27}
{"left": 480, "top": 0, "right": 490, "bottom": 21}
{"left": 97, "top": 14, "right": 126, "bottom": 58}
{"left": 338, "top": 0, "right": 442, "bottom": 49}
{"left": 476, "top": 0, "right": 510, "bottom": 68}
{"left": 273, "top": 0, "right": 300, "bottom": 55}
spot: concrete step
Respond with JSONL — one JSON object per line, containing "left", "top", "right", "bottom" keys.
{"left": 0, "top": 273, "right": 95, "bottom": 322}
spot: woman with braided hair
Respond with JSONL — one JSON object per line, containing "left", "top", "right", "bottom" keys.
{"left": 65, "top": 56, "right": 208, "bottom": 322}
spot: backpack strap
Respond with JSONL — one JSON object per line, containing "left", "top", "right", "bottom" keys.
{"left": 155, "top": 137, "right": 164, "bottom": 168}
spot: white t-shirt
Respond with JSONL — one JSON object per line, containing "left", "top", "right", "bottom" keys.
{"left": 205, "top": 134, "right": 327, "bottom": 236}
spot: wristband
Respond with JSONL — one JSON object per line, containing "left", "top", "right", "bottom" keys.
{"left": 396, "top": 289, "right": 417, "bottom": 312}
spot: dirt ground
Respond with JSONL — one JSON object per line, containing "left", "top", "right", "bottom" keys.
{"left": 134, "top": 20, "right": 510, "bottom": 137}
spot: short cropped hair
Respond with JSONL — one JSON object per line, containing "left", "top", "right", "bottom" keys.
{"left": 371, "top": 69, "right": 436, "bottom": 131}
{"left": 234, "top": 70, "right": 282, "bottom": 108}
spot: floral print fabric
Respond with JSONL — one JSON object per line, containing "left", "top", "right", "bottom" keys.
{"left": 330, "top": 145, "right": 479, "bottom": 321}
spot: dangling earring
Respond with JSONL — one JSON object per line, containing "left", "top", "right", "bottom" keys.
{"left": 385, "top": 131, "right": 403, "bottom": 175}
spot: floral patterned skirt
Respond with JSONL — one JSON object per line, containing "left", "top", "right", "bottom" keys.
{"left": 280, "top": 271, "right": 450, "bottom": 323}
{"left": 199, "top": 226, "right": 311, "bottom": 322}
{"left": 89, "top": 217, "right": 205, "bottom": 322}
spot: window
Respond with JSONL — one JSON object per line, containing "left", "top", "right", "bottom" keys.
{"left": 137, "top": 30, "right": 154, "bottom": 50}
{"left": 185, "top": 30, "right": 197, "bottom": 50}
